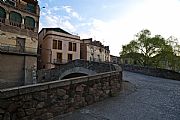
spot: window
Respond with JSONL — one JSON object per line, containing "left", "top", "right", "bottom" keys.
{"left": 53, "top": 40, "right": 62, "bottom": 50}
{"left": 25, "top": 16, "right": 35, "bottom": 28}
{"left": 58, "top": 41, "right": 62, "bottom": 50}
{"left": 26, "top": 3, "right": 35, "bottom": 13}
{"left": 68, "top": 54, "right": 73, "bottom": 61}
{"left": 53, "top": 40, "right": 57, "bottom": 49}
{"left": 57, "top": 53, "right": 62, "bottom": 63}
{"left": 68, "top": 42, "right": 72, "bottom": 51}
{"left": 0, "top": 7, "right": 6, "bottom": 19}
{"left": 73, "top": 43, "right": 77, "bottom": 51}
{"left": 9, "top": 11, "right": 22, "bottom": 23}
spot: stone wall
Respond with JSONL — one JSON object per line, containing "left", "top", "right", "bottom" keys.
{"left": 122, "top": 64, "right": 180, "bottom": 80}
{"left": 0, "top": 71, "right": 122, "bottom": 120}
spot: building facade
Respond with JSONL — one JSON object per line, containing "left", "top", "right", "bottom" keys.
{"left": 80, "top": 38, "right": 110, "bottom": 62}
{"left": 38, "top": 28, "right": 81, "bottom": 69}
{"left": 110, "top": 55, "right": 121, "bottom": 64}
{"left": 0, "top": 0, "right": 40, "bottom": 87}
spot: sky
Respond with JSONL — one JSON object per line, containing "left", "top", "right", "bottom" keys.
{"left": 39, "top": 0, "right": 180, "bottom": 56}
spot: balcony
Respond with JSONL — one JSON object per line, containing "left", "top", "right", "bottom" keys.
{"left": 53, "top": 59, "right": 69, "bottom": 65}
{"left": 0, "top": 43, "right": 37, "bottom": 55}
{"left": 9, "top": 21, "right": 21, "bottom": 28}
{"left": 1, "top": 0, "right": 38, "bottom": 14}
{"left": 25, "top": 25, "right": 34, "bottom": 31}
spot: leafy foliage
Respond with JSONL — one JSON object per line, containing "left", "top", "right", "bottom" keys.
{"left": 120, "top": 29, "right": 180, "bottom": 71}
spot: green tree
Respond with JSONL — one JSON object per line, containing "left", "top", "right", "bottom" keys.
{"left": 120, "top": 29, "right": 175, "bottom": 67}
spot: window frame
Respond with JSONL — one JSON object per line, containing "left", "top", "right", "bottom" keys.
{"left": 53, "top": 40, "right": 57, "bottom": 49}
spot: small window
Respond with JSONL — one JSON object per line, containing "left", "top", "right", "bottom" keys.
{"left": 58, "top": 41, "right": 62, "bottom": 50}
{"left": 53, "top": 40, "right": 57, "bottom": 49}
{"left": 69, "top": 42, "right": 72, "bottom": 51}
{"left": 68, "top": 54, "right": 73, "bottom": 61}
{"left": 73, "top": 43, "right": 76, "bottom": 51}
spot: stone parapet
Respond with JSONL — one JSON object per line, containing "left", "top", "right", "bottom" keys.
{"left": 122, "top": 64, "right": 180, "bottom": 80}
{"left": 0, "top": 71, "right": 122, "bottom": 120}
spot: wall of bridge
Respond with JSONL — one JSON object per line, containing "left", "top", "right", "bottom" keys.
{"left": 0, "top": 71, "right": 122, "bottom": 120}
{"left": 37, "top": 59, "right": 119, "bottom": 83}
{"left": 123, "top": 64, "right": 180, "bottom": 80}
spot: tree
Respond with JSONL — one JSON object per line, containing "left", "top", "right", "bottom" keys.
{"left": 120, "top": 29, "right": 175, "bottom": 68}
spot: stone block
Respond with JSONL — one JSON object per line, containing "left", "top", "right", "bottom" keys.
{"left": 85, "top": 95, "right": 94, "bottom": 105}
{"left": 57, "top": 89, "right": 66, "bottom": 97}
{"left": 25, "top": 108, "right": 36, "bottom": 115}
{"left": 23, "top": 101, "right": 37, "bottom": 109}
{"left": 3, "top": 112, "right": 10, "bottom": 120}
{"left": 33, "top": 92, "right": 47, "bottom": 101}
{"left": 17, "top": 108, "right": 25, "bottom": 118}
{"left": 63, "top": 95, "right": 69, "bottom": 100}
{"left": 36, "top": 102, "right": 45, "bottom": 109}
{"left": 22, "top": 94, "right": 32, "bottom": 102}
{"left": 76, "top": 85, "right": 84, "bottom": 92}
{"left": 0, "top": 99, "right": 11, "bottom": 109}
{"left": 8, "top": 103, "right": 18, "bottom": 112}
{"left": 35, "top": 108, "right": 47, "bottom": 116}
{"left": 41, "top": 113, "right": 53, "bottom": 120}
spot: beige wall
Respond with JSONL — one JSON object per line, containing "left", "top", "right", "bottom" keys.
{"left": 38, "top": 29, "right": 81, "bottom": 69}
{"left": 50, "top": 36, "right": 80, "bottom": 62}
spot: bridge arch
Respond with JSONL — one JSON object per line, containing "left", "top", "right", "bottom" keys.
{"left": 59, "top": 67, "right": 97, "bottom": 80}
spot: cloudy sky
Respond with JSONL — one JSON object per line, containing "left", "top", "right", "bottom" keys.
{"left": 39, "top": 0, "right": 180, "bottom": 56}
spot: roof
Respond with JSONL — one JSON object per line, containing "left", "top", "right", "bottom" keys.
{"left": 45, "top": 28, "right": 71, "bottom": 35}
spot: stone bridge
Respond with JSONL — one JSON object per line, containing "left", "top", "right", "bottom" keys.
{"left": 37, "top": 59, "right": 121, "bottom": 83}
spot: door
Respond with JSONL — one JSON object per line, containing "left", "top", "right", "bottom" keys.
{"left": 16, "top": 37, "right": 25, "bottom": 52}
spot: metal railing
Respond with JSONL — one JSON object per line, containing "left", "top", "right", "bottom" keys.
{"left": 0, "top": 43, "right": 37, "bottom": 55}
{"left": 25, "top": 25, "right": 35, "bottom": 31}
{"left": 9, "top": 21, "right": 21, "bottom": 28}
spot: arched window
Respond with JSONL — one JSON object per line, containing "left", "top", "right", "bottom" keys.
{"left": 25, "top": 16, "right": 35, "bottom": 29}
{"left": 9, "top": 11, "right": 22, "bottom": 27}
{"left": 0, "top": 6, "right": 6, "bottom": 20}
{"left": 9, "top": 11, "right": 22, "bottom": 23}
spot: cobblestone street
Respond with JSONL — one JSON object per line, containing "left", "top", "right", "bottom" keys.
{"left": 55, "top": 71, "right": 180, "bottom": 120}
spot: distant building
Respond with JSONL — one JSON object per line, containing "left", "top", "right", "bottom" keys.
{"left": 110, "top": 55, "right": 121, "bottom": 64}
{"left": 0, "top": 0, "right": 40, "bottom": 87}
{"left": 80, "top": 38, "right": 110, "bottom": 62}
{"left": 38, "top": 28, "right": 81, "bottom": 69}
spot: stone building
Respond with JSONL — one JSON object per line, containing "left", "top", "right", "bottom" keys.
{"left": 110, "top": 55, "right": 121, "bottom": 64}
{"left": 80, "top": 38, "right": 110, "bottom": 62}
{"left": 38, "top": 28, "right": 81, "bottom": 69}
{"left": 0, "top": 0, "right": 40, "bottom": 87}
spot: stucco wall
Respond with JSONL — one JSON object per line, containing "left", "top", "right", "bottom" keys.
{"left": 0, "top": 31, "right": 38, "bottom": 51}
{"left": 38, "top": 30, "right": 81, "bottom": 69}
{"left": 0, "top": 71, "right": 122, "bottom": 120}
{"left": 0, "top": 54, "right": 25, "bottom": 88}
